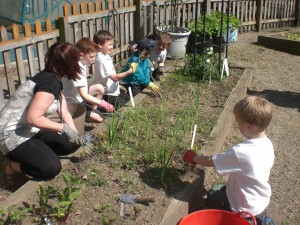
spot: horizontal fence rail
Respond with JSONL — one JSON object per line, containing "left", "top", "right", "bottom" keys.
{"left": 0, "top": 0, "right": 299, "bottom": 107}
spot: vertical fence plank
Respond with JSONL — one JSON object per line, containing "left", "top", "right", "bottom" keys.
{"left": 144, "top": 2, "right": 148, "bottom": 36}
{"left": 263, "top": 0, "right": 267, "bottom": 29}
{"left": 0, "top": 26, "right": 15, "bottom": 96}
{"left": 114, "top": 0, "right": 120, "bottom": 63}
{"left": 46, "top": 18, "right": 55, "bottom": 48}
{"left": 187, "top": 3, "right": 192, "bottom": 27}
{"left": 87, "top": 1, "right": 95, "bottom": 39}
{"left": 232, "top": 1, "right": 236, "bottom": 17}
{"left": 149, "top": 2, "right": 154, "bottom": 35}
{"left": 241, "top": 0, "right": 245, "bottom": 30}
{"left": 182, "top": 3, "right": 187, "bottom": 28}
{"left": 268, "top": 0, "right": 271, "bottom": 29}
{"left": 35, "top": 20, "right": 45, "bottom": 71}
{"left": 177, "top": 3, "right": 182, "bottom": 27}
{"left": 80, "top": 2, "right": 87, "bottom": 39}
{"left": 256, "top": 0, "right": 262, "bottom": 31}
{"left": 244, "top": 0, "right": 248, "bottom": 31}
{"left": 107, "top": 0, "right": 114, "bottom": 36}
{"left": 274, "top": 0, "right": 278, "bottom": 27}
{"left": 129, "top": 0, "right": 134, "bottom": 43}
{"left": 12, "top": 24, "right": 26, "bottom": 85}
{"left": 236, "top": 0, "right": 241, "bottom": 22}
{"left": 296, "top": 0, "right": 300, "bottom": 26}
{"left": 248, "top": 0, "right": 252, "bottom": 31}
{"left": 253, "top": 0, "right": 257, "bottom": 31}
{"left": 119, "top": 0, "right": 125, "bottom": 60}
{"left": 24, "top": 22, "right": 36, "bottom": 78}
{"left": 94, "top": 0, "right": 102, "bottom": 32}
{"left": 124, "top": 0, "right": 130, "bottom": 51}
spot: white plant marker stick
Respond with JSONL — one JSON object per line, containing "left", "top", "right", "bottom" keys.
{"left": 190, "top": 124, "right": 197, "bottom": 149}
{"left": 128, "top": 87, "right": 135, "bottom": 108}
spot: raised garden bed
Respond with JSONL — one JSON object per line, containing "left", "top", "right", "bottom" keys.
{"left": 258, "top": 30, "right": 300, "bottom": 55}
{"left": 0, "top": 63, "right": 252, "bottom": 225}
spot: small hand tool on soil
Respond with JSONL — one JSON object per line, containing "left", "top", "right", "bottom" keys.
{"left": 121, "top": 193, "right": 155, "bottom": 204}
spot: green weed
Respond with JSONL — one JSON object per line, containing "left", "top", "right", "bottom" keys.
{"left": 33, "top": 174, "right": 83, "bottom": 223}
{"left": 0, "top": 206, "right": 29, "bottom": 225}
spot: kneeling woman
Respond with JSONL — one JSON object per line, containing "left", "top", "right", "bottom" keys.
{"left": 0, "top": 42, "right": 83, "bottom": 186}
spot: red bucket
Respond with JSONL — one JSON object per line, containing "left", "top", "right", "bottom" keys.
{"left": 179, "top": 209, "right": 256, "bottom": 225}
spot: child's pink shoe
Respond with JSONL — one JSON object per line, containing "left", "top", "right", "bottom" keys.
{"left": 99, "top": 100, "right": 115, "bottom": 112}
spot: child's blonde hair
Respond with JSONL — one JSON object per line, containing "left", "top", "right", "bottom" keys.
{"left": 76, "top": 37, "right": 100, "bottom": 54}
{"left": 233, "top": 96, "right": 272, "bottom": 131}
{"left": 157, "top": 32, "right": 172, "bottom": 45}
{"left": 93, "top": 30, "right": 114, "bottom": 45}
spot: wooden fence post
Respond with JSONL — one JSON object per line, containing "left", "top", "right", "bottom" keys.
{"left": 134, "top": 0, "right": 143, "bottom": 41}
{"left": 256, "top": 0, "right": 263, "bottom": 31}
{"left": 295, "top": 0, "right": 300, "bottom": 26}
{"left": 206, "top": 0, "right": 211, "bottom": 14}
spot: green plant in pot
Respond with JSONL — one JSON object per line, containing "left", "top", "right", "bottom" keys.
{"left": 188, "top": 12, "right": 242, "bottom": 39}
{"left": 188, "top": 12, "right": 242, "bottom": 51}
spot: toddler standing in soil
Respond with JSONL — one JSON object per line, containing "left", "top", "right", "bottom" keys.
{"left": 183, "top": 96, "right": 275, "bottom": 225}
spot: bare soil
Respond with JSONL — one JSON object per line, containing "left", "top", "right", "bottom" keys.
{"left": 1, "top": 28, "right": 300, "bottom": 225}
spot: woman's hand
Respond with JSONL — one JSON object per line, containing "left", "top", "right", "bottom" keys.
{"left": 61, "top": 123, "right": 82, "bottom": 145}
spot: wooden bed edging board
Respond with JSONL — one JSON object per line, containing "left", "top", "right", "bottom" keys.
{"left": 158, "top": 68, "right": 253, "bottom": 225}
{"left": 257, "top": 31, "right": 300, "bottom": 56}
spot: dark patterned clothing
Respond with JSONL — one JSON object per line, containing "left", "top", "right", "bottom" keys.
{"left": 0, "top": 70, "right": 62, "bottom": 155}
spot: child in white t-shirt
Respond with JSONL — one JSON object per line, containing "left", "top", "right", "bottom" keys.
{"left": 183, "top": 96, "right": 275, "bottom": 224}
{"left": 63, "top": 37, "right": 114, "bottom": 124}
{"left": 93, "top": 30, "right": 137, "bottom": 109}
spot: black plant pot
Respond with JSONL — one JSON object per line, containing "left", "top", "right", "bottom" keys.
{"left": 187, "top": 33, "right": 213, "bottom": 54}
{"left": 187, "top": 33, "right": 226, "bottom": 54}
{"left": 212, "top": 36, "right": 226, "bottom": 53}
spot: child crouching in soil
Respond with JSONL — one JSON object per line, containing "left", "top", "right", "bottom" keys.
{"left": 183, "top": 96, "right": 276, "bottom": 225}
{"left": 120, "top": 38, "right": 162, "bottom": 97}
{"left": 62, "top": 37, "right": 114, "bottom": 125}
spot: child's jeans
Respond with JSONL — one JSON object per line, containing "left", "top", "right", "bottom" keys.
{"left": 102, "top": 93, "right": 130, "bottom": 110}
{"left": 122, "top": 83, "right": 146, "bottom": 97}
{"left": 206, "top": 186, "right": 275, "bottom": 225}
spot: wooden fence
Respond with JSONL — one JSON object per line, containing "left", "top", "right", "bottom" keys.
{"left": 0, "top": 0, "right": 299, "bottom": 107}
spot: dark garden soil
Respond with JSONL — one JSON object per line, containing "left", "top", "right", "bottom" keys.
{"left": 1, "top": 28, "right": 300, "bottom": 225}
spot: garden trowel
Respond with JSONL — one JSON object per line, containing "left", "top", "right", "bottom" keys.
{"left": 121, "top": 193, "right": 155, "bottom": 204}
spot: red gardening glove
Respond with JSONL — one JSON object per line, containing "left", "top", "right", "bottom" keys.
{"left": 183, "top": 150, "right": 197, "bottom": 165}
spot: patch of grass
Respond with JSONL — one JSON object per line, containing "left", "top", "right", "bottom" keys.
{"left": 87, "top": 169, "right": 107, "bottom": 187}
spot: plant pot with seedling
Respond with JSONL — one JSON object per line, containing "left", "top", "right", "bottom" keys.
{"left": 188, "top": 12, "right": 242, "bottom": 53}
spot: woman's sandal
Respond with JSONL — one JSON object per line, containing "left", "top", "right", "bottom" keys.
{"left": 2, "top": 159, "right": 29, "bottom": 187}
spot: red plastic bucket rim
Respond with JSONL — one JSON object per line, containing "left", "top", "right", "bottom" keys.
{"left": 179, "top": 209, "right": 257, "bottom": 225}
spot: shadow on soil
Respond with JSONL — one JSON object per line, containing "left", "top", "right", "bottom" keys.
{"left": 139, "top": 167, "right": 207, "bottom": 211}
{"left": 247, "top": 89, "right": 300, "bottom": 111}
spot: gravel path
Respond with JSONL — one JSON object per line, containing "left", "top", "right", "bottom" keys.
{"left": 229, "top": 29, "right": 300, "bottom": 224}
